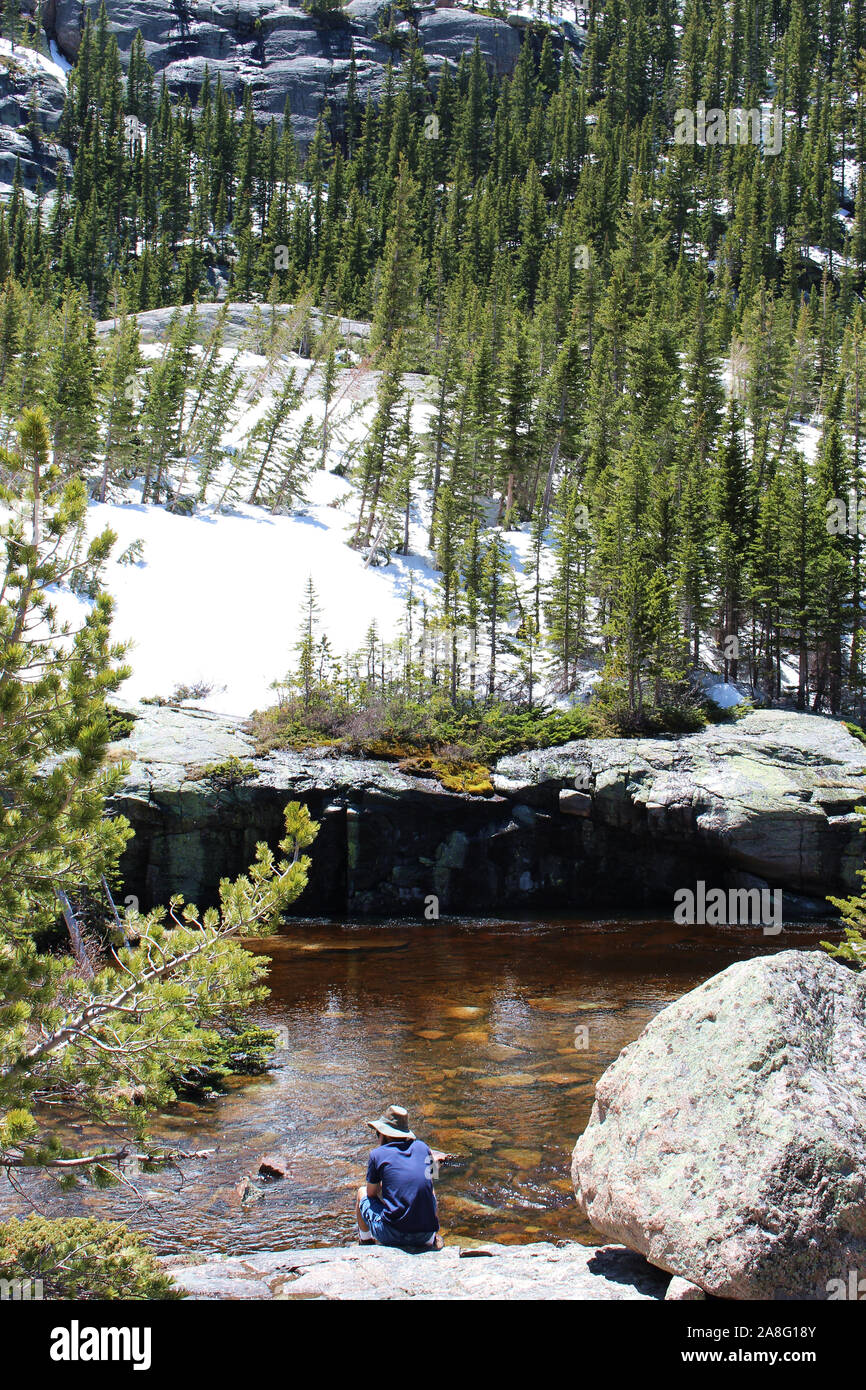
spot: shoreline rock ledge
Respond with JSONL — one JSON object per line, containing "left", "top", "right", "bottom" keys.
{"left": 572, "top": 950, "right": 866, "bottom": 1299}
{"left": 110, "top": 705, "right": 866, "bottom": 915}
{"left": 166, "top": 1241, "right": 669, "bottom": 1300}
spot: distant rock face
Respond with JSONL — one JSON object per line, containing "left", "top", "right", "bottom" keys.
{"left": 572, "top": 950, "right": 866, "bottom": 1299}
{"left": 41, "top": 1, "right": 577, "bottom": 148}
{"left": 109, "top": 703, "right": 865, "bottom": 917}
{"left": 43, "top": 0, "right": 84, "bottom": 56}
{"left": 0, "top": 46, "right": 70, "bottom": 189}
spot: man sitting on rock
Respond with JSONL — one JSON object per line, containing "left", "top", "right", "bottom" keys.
{"left": 355, "top": 1105, "right": 444, "bottom": 1250}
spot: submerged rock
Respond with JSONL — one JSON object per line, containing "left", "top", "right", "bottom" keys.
{"left": 258, "top": 1153, "right": 291, "bottom": 1180}
{"left": 572, "top": 950, "right": 866, "bottom": 1299}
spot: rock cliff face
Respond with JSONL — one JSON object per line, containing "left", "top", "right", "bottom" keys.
{"left": 41, "top": 0, "right": 585, "bottom": 148}
{"left": 108, "top": 703, "right": 866, "bottom": 917}
{"left": 0, "top": 44, "right": 70, "bottom": 190}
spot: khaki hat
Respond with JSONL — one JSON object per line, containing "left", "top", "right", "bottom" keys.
{"left": 366, "top": 1104, "right": 416, "bottom": 1141}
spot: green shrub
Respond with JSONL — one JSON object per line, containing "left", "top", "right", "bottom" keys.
{"left": 0, "top": 1215, "right": 182, "bottom": 1300}
{"left": 588, "top": 695, "right": 706, "bottom": 738}
{"left": 824, "top": 808, "right": 866, "bottom": 969}
{"left": 249, "top": 695, "right": 594, "bottom": 773}
{"left": 193, "top": 755, "right": 257, "bottom": 788}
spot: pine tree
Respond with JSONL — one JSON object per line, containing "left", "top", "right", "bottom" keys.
{"left": 50, "top": 288, "right": 101, "bottom": 476}
{"left": 0, "top": 413, "right": 318, "bottom": 1185}
{"left": 479, "top": 529, "right": 513, "bottom": 700}
{"left": 370, "top": 159, "right": 422, "bottom": 359}
{"left": 546, "top": 475, "right": 588, "bottom": 692}
{"left": 354, "top": 344, "right": 404, "bottom": 552}
{"left": 98, "top": 306, "right": 141, "bottom": 501}
{"left": 713, "top": 402, "right": 753, "bottom": 682}
{"left": 246, "top": 366, "right": 309, "bottom": 507}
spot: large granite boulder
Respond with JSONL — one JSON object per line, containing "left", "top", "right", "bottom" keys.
{"left": 495, "top": 710, "right": 866, "bottom": 902}
{"left": 572, "top": 950, "right": 866, "bottom": 1299}
{"left": 94, "top": 299, "right": 372, "bottom": 345}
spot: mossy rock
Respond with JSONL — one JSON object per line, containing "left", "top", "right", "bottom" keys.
{"left": 398, "top": 753, "right": 493, "bottom": 795}
{"left": 189, "top": 755, "right": 257, "bottom": 788}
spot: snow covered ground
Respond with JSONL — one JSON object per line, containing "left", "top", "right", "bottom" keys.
{"left": 47, "top": 322, "right": 824, "bottom": 718}
{"left": 0, "top": 36, "right": 69, "bottom": 88}
{"left": 75, "top": 471, "right": 445, "bottom": 716}
{"left": 65, "top": 460, "right": 556, "bottom": 717}
{"left": 47, "top": 325, "right": 552, "bottom": 716}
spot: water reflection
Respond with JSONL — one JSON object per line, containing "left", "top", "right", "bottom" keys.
{"left": 0, "top": 917, "right": 835, "bottom": 1256}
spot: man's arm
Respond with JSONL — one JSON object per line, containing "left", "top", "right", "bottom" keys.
{"left": 365, "top": 1152, "right": 382, "bottom": 1200}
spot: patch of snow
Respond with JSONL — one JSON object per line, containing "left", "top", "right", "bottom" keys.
{"left": 705, "top": 682, "right": 748, "bottom": 709}
{"left": 48, "top": 38, "right": 72, "bottom": 76}
{"left": 57, "top": 471, "right": 443, "bottom": 717}
{"left": 0, "top": 37, "right": 69, "bottom": 88}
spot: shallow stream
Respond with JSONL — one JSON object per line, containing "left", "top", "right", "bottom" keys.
{"left": 1, "top": 917, "right": 834, "bottom": 1256}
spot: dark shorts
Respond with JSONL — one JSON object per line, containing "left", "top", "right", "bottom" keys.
{"left": 359, "top": 1195, "right": 437, "bottom": 1249}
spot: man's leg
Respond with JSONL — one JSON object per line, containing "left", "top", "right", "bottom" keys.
{"left": 356, "top": 1186, "right": 369, "bottom": 1234}
{"left": 356, "top": 1186, "right": 376, "bottom": 1243}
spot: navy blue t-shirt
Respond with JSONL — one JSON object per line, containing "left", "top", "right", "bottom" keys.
{"left": 366, "top": 1138, "right": 439, "bottom": 1233}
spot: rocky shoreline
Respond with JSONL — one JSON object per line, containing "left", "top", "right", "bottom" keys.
{"left": 109, "top": 704, "right": 866, "bottom": 917}
{"left": 165, "top": 950, "right": 866, "bottom": 1302}
{"left": 165, "top": 1240, "right": 674, "bottom": 1300}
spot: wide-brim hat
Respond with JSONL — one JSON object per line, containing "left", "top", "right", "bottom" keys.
{"left": 366, "top": 1104, "right": 416, "bottom": 1141}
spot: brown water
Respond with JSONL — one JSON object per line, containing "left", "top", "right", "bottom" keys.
{"left": 1, "top": 917, "right": 835, "bottom": 1256}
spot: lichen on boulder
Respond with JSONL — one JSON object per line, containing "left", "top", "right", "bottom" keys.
{"left": 572, "top": 949, "right": 866, "bottom": 1299}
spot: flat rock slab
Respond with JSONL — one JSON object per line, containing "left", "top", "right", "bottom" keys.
{"left": 166, "top": 1241, "right": 669, "bottom": 1300}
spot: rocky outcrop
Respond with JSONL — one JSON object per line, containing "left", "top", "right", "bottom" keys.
{"left": 496, "top": 710, "right": 866, "bottom": 904}
{"left": 166, "top": 1239, "right": 669, "bottom": 1299}
{"left": 94, "top": 300, "right": 372, "bottom": 347}
{"left": 572, "top": 950, "right": 866, "bottom": 1300}
{"left": 42, "top": 1, "right": 584, "bottom": 149}
{"left": 108, "top": 703, "right": 866, "bottom": 917}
